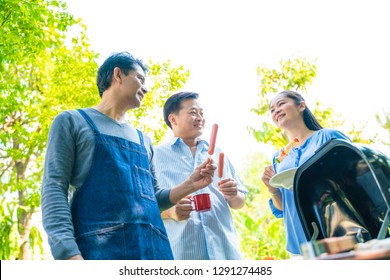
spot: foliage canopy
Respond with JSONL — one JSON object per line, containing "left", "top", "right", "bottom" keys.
{"left": 0, "top": 0, "right": 190, "bottom": 259}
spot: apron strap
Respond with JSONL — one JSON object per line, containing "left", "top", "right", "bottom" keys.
{"left": 136, "top": 129, "right": 145, "bottom": 146}
{"left": 77, "top": 109, "right": 100, "bottom": 135}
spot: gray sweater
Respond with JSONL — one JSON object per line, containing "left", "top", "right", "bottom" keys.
{"left": 41, "top": 108, "right": 172, "bottom": 259}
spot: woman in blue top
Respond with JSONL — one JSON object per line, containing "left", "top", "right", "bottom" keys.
{"left": 261, "top": 90, "right": 351, "bottom": 258}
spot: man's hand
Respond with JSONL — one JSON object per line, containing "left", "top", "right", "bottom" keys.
{"left": 188, "top": 157, "right": 216, "bottom": 191}
{"left": 218, "top": 178, "right": 238, "bottom": 199}
{"left": 218, "top": 177, "right": 245, "bottom": 209}
{"left": 161, "top": 196, "right": 192, "bottom": 221}
{"left": 174, "top": 196, "right": 192, "bottom": 220}
{"left": 169, "top": 158, "right": 216, "bottom": 204}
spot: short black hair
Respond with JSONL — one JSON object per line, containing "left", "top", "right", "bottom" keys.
{"left": 96, "top": 51, "right": 148, "bottom": 97}
{"left": 163, "top": 92, "right": 199, "bottom": 129}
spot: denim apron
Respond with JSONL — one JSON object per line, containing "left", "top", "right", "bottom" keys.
{"left": 71, "top": 109, "right": 173, "bottom": 260}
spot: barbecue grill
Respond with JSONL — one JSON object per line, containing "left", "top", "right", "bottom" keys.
{"left": 294, "top": 139, "right": 390, "bottom": 258}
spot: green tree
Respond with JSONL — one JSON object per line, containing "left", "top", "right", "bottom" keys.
{"left": 0, "top": 0, "right": 190, "bottom": 259}
{"left": 129, "top": 60, "right": 190, "bottom": 144}
{"left": 1, "top": 0, "right": 99, "bottom": 260}
{"left": 233, "top": 151, "right": 289, "bottom": 260}
{"left": 249, "top": 57, "right": 374, "bottom": 148}
{"left": 237, "top": 57, "right": 377, "bottom": 259}
{"left": 376, "top": 109, "right": 390, "bottom": 147}
{"left": 249, "top": 57, "right": 318, "bottom": 149}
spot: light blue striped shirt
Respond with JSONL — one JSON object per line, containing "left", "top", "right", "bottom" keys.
{"left": 154, "top": 137, "right": 247, "bottom": 260}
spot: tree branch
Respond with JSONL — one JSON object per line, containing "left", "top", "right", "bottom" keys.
{"left": 1, "top": 10, "right": 12, "bottom": 28}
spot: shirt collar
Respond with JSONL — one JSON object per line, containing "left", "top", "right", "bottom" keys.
{"left": 169, "top": 137, "right": 208, "bottom": 149}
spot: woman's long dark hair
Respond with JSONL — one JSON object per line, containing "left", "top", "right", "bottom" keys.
{"left": 274, "top": 90, "right": 323, "bottom": 130}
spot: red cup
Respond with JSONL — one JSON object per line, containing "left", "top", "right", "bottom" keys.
{"left": 191, "top": 193, "right": 211, "bottom": 212}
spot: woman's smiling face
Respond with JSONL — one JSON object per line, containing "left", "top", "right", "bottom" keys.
{"left": 270, "top": 94, "right": 305, "bottom": 129}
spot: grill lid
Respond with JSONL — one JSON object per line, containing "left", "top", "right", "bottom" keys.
{"left": 294, "top": 139, "right": 390, "bottom": 242}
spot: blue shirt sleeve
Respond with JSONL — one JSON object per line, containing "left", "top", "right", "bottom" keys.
{"left": 269, "top": 197, "right": 284, "bottom": 218}
{"left": 326, "top": 128, "right": 351, "bottom": 142}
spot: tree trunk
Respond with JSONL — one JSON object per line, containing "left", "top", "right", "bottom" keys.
{"left": 15, "top": 157, "right": 34, "bottom": 260}
{"left": 18, "top": 204, "right": 34, "bottom": 260}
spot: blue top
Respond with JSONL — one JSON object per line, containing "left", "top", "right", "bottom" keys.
{"left": 154, "top": 137, "right": 247, "bottom": 259}
{"left": 269, "top": 128, "right": 351, "bottom": 255}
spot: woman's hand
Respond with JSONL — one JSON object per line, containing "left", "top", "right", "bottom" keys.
{"left": 262, "top": 165, "right": 278, "bottom": 194}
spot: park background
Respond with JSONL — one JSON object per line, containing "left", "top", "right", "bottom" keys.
{"left": 1, "top": 0, "right": 390, "bottom": 260}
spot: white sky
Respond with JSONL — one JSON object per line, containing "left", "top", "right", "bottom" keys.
{"left": 65, "top": 0, "right": 390, "bottom": 168}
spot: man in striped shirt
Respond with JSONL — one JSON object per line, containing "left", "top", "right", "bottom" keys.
{"left": 154, "top": 92, "right": 247, "bottom": 259}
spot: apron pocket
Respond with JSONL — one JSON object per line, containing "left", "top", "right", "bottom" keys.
{"left": 148, "top": 224, "right": 173, "bottom": 260}
{"left": 76, "top": 223, "right": 173, "bottom": 260}
{"left": 134, "top": 166, "right": 156, "bottom": 201}
{"left": 76, "top": 224, "right": 126, "bottom": 260}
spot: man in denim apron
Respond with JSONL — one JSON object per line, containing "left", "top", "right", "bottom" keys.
{"left": 41, "top": 52, "right": 215, "bottom": 260}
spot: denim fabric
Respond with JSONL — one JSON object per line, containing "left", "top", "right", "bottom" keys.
{"left": 71, "top": 109, "right": 173, "bottom": 260}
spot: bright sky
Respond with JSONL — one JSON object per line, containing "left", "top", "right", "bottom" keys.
{"left": 65, "top": 0, "right": 390, "bottom": 168}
